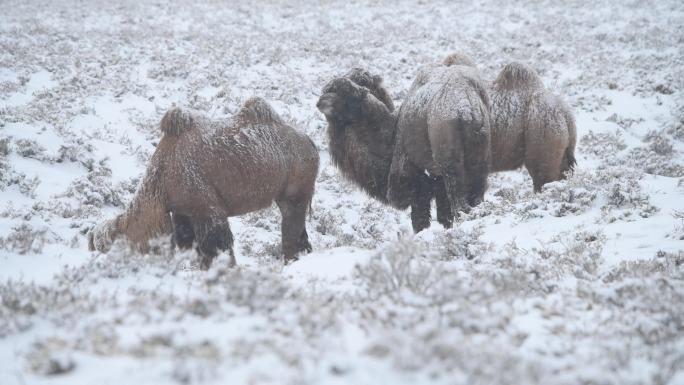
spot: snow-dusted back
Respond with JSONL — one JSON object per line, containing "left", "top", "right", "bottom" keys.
{"left": 1, "top": 0, "right": 683, "bottom": 384}
{"left": 389, "top": 56, "right": 490, "bottom": 224}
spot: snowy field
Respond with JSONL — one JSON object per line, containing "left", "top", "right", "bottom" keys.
{"left": 1, "top": 0, "right": 683, "bottom": 383}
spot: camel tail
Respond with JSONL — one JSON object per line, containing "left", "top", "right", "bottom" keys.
{"left": 560, "top": 107, "right": 577, "bottom": 175}
{"left": 561, "top": 145, "right": 577, "bottom": 174}
{"left": 160, "top": 107, "right": 194, "bottom": 136}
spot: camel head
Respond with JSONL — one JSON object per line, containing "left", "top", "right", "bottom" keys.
{"left": 317, "top": 77, "right": 370, "bottom": 123}
{"left": 87, "top": 217, "right": 120, "bottom": 253}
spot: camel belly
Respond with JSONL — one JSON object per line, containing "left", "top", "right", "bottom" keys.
{"left": 166, "top": 157, "right": 289, "bottom": 218}
{"left": 212, "top": 163, "right": 289, "bottom": 216}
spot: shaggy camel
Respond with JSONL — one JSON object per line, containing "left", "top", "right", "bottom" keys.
{"left": 317, "top": 69, "right": 398, "bottom": 206}
{"left": 387, "top": 54, "right": 491, "bottom": 232}
{"left": 89, "top": 97, "right": 319, "bottom": 268}
{"left": 488, "top": 62, "right": 577, "bottom": 192}
{"left": 318, "top": 60, "right": 488, "bottom": 233}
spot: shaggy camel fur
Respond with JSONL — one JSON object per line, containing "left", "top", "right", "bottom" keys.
{"left": 317, "top": 72, "right": 398, "bottom": 205}
{"left": 489, "top": 62, "right": 577, "bottom": 192}
{"left": 345, "top": 67, "right": 396, "bottom": 112}
{"left": 442, "top": 52, "right": 477, "bottom": 68}
{"left": 388, "top": 54, "right": 491, "bottom": 232}
{"left": 89, "top": 97, "right": 319, "bottom": 268}
{"left": 318, "top": 60, "right": 488, "bottom": 233}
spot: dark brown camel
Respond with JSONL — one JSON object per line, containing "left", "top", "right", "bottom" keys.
{"left": 387, "top": 54, "right": 492, "bottom": 232}
{"left": 318, "top": 63, "right": 486, "bottom": 233}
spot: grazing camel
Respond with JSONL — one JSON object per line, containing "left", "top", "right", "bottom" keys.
{"left": 89, "top": 97, "right": 319, "bottom": 268}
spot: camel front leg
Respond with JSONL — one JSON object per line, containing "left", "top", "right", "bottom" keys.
{"left": 194, "top": 214, "right": 235, "bottom": 270}
{"left": 171, "top": 213, "right": 195, "bottom": 250}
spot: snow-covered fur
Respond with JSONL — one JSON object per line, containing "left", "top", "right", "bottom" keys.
{"left": 319, "top": 70, "right": 459, "bottom": 233}
{"left": 345, "top": 67, "right": 396, "bottom": 112}
{"left": 317, "top": 74, "right": 398, "bottom": 205}
{"left": 159, "top": 107, "right": 194, "bottom": 136}
{"left": 388, "top": 53, "right": 491, "bottom": 231}
{"left": 89, "top": 97, "right": 320, "bottom": 268}
{"left": 443, "top": 52, "right": 477, "bottom": 68}
{"left": 490, "top": 62, "right": 577, "bottom": 192}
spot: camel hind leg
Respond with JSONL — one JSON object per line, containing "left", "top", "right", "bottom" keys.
{"left": 277, "top": 197, "right": 312, "bottom": 263}
{"left": 434, "top": 177, "right": 453, "bottom": 229}
{"left": 525, "top": 143, "right": 567, "bottom": 193}
{"left": 428, "top": 118, "right": 469, "bottom": 217}
{"left": 409, "top": 174, "right": 434, "bottom": 233}
{"left": 462, "top": 119, "right": 490, "bottom": 207}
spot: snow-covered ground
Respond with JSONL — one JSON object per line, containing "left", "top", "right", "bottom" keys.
{"left": 1, "top": 0, "right": 683, "bottom": 383}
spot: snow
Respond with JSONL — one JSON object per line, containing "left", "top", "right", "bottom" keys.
{"left": 1, "top": 0, "right": 683, "bottom": 384}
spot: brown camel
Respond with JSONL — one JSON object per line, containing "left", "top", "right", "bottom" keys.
{"left": 89, "top": 97, "right": 319, "bottom": 268}
{"left": 489, "top": 62, "right": 577, "bottom": 192}
{"left": 387, "top": 54, "right": 491, "bottom": 232}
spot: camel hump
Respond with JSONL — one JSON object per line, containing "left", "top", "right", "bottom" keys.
{"left": 160, "top": 107, "right": 194, "bottom": 136}
{"left": 238, "top": 97, "right": 283, "bottom": 124}
{"left": 443, "top": 52, "right": 476, "bottom": 68}
{"left": 494, "top": 62, "right": 544, "bottom": 91}
{"left": 346, "top": 67, "right": 381, "bottom": 87}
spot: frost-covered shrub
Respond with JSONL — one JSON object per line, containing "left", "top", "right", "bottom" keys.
{"left": 0, "top": 137, "right": 10, "bottom": 156}
{"left": 0, "top": 147, "right": 41, "bottom": 197}
{"left": 549, "top": 229, "right": 606, "bottom": 279}
{"left": 242, "top": 205, "right": 279, "bottom": 231}
{"left": 604, "top": 250, "right": 683, "bottom": 283}
{"left": 26, "top": 341, "right": 76, "bottom": 376}
{"left": 170, "top": 353, "right": 219, "bottom": 385}
{"left": 14, "top": 138, "right": 48, "bottom": 161}
{"left": 600, "top": 177, "right": 659, "bottom": 222}
{"left": 669, "top": 210, "right": 684, "bottom": 240}
{"left": 44, "top": 200, "right": 77, "bottom": 218}
{"left": 577, "top": 267, "right": 684, "bottom": 348}
{"left": 354, "top": 236, "right": 438, "bottom": 304}
{"left": 349, "top": 201, "right": 397, "bottom": 248}
{"left": 217, "top": 268, "right": 296, "bottom": 312}
{"left": 18, "top": 175, "right": 41, "bottom": 198}
{"left": 314, "top": 209, "right": 340, "bottom": 236}
{"left": 644, "top": 130, "right": 674, "bottom": 156}
{"left": 626, "top": 146, "right": 684, "bottom": 177}
{"left": 61, "top": 159, "right": 127, "bottom": 207}
{"left": 431, "top": 225, "right": 492, "bottom": 261}
{"left": 671, "top": 115, "right": 684, "bottom": 141}
{"left": 514, "top": 172, "right": 598, "bottom": 220}
{"left": 492, "top": 186, "right": 519, "bottom": 204}
{"left": 579, "top": 129, "right": 627, "bottom": 158}
{"left": 0, "top": 223, "right": 49, "bottom": 254}
{"left": 56, "top": 139, "right": 94, "bottom": 164}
